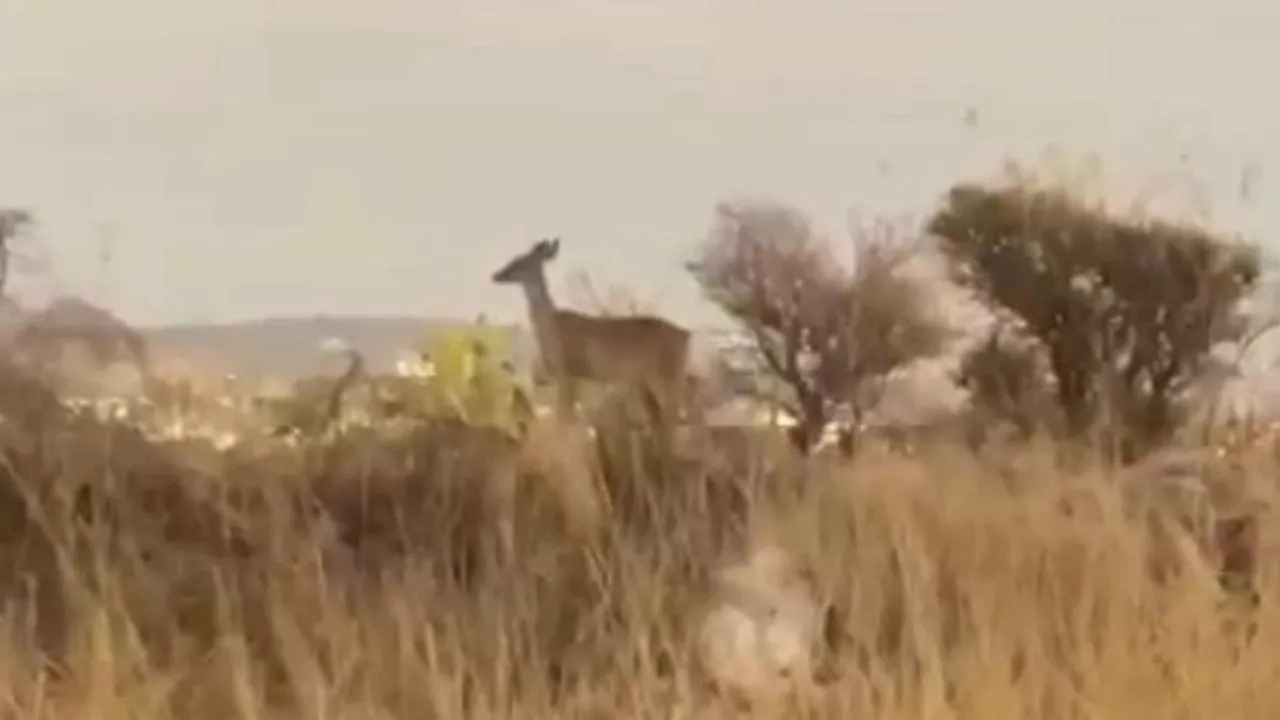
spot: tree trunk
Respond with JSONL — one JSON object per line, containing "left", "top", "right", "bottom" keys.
{"left": 788, "top": 393, "right": 827, "bottom": 454}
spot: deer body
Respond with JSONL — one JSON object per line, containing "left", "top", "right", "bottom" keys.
{"left": 492, "top": 238, "right": 691, "bottom": 419}
{"left": 554, "top": 309, "right": 689, "bottom": 385}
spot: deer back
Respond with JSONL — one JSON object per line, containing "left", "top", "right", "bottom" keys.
{"left": 554, "top": 310, "right": 690, "bottom": 384}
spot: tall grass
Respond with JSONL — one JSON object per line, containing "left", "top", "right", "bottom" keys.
{"left": 0, "top": 374, "right": 1275, "bottom": 719}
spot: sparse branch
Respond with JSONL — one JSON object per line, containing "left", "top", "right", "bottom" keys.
{"left": 691, "top": 199, "right": 951, "bottom": 453}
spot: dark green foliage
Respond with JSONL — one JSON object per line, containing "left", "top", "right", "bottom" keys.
{"left": 955, "top": 328, "right": 1054, "bottom": 440}
{"left": 929, "top": 182, "right": 1260, "bottom": 458}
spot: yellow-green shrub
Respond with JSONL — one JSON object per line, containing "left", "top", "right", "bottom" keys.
{"left": 418, "top": 323, "right": 526, "bottom": 431}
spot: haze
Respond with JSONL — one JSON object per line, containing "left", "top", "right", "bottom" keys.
{"left": 0, "top": 0, "right": 1275, "bottom": 329}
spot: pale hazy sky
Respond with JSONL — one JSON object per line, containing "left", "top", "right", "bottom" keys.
{"left": 0, "top": 0, "right": 1275, "bottom": 328}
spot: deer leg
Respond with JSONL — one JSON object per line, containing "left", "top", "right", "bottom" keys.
{"left": 644, "top": 379, "right": 680, "bottom": 426}
{"left": 680, "top": 375, "right": 708, "bottom": 427}
{"left": 640, "top": 384, "right": 664, "bottom": 427}
{"left": 642, "top": 378, "right": 690, "bottom": 454}
{"left": 553, "top": 376, "right": 578, "bottom": 420}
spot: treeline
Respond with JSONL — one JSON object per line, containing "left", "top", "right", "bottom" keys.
{"left": 688, "top": 172, "right": 1263, "bottom": 462}
{"left": 1, "top": 164, "right": 1267, "bottom": 464}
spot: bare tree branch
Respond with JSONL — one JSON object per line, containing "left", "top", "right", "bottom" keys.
{"left": 690, "top": 199, "right": 951, "bottom": 453}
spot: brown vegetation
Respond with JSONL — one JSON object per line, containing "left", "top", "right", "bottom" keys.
{"left": 0, "top": 365, "right": 1272, "bottom": 717}
{"left": 0, "top": 172, "right": 1275, "bottom": 717}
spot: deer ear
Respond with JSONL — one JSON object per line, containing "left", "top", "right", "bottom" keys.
{"left": 547, "top": 237, "right": 560, "bottom": 257}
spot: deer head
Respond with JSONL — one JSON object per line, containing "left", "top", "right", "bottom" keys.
{"left": 492, "top": 238, "right": 561, "bottom": 285}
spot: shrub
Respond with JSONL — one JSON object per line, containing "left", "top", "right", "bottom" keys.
{"left": 928, "top": 180, "right": 1260, "bottom": 459}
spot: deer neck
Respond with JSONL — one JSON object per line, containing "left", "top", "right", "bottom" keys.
{"left": 519, "top": 276, "right": 568, "bottom": 376}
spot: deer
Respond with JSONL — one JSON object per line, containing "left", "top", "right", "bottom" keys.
{"left": 491, "top": 238, "right": 693, "bottom": 428}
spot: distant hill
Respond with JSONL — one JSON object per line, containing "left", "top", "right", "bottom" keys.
{"left": 0, "top": 303, "right": 967, "bottom": 423}
{"left": 0, "top": 300, "right": 974, "bottom": 422}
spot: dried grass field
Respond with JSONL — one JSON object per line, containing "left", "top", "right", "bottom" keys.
{"left": 0, "top": 382, "right": 1274, "bottom": 720}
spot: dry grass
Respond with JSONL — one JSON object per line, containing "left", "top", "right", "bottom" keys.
{"left": 0, "top": 373, "right": 1276, "bottom": 719}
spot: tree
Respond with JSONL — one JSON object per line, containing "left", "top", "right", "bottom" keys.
{"left": 689, "top": 200, "right": 951, "bottom": 453}
{"left": 954, "top": 323, "right": 1054, "bottom": 441}
{"left": 0, "top": 208, "right": 32, "bottom": 297}
{"left": 11, "top": 295, "right": 150, "bottom": 397}
{"left": 928, "top": 181, "right": 1260, "bottom": 459}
